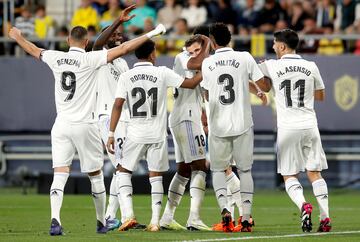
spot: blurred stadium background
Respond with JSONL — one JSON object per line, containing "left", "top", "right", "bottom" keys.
{"left": 1, "top": 0, "right": 360, "bottom": 241}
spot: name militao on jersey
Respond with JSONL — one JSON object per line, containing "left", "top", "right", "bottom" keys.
{"left": 41, "top": 47, "right": 107, "bottom": 123}
{"left": 259, "top": 54, "right": 325, "bottom": 129}
{"left": 201, "top": 47, "right": 264, "bottom": 137}
{"left": 115, "top": 62, "right": 185, "bottom": 143}
{"left": 169, "top": 50, "right": 203, "bottom": 128}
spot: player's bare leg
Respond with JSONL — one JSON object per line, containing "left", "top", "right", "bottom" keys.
{"left": 307, "top": 171, "right": 331, "bottom": 232}
{"left": 145, "top": 171, "right": 164, "bottom": 232}
{"left": 49, "top": 166, "right": 70, "bottom": 236}
{"left": 88, "top": 169, "right": 107, "bottom": 234}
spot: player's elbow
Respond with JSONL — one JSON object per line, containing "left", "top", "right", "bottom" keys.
{"left": 314, "top": 90, "right": 325, "bottom": 101}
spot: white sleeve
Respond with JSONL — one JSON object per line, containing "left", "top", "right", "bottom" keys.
{"left": 115, "top": 75, "right": 127, "bottom": 99}
{"left": 173, "top": 54, "right": 186, "bottom": 77}
{"left": 114, "top": 58, "right": 129, "bottom": 74}
{"left": 40, "top": 50, "right": 57, "bottom": 67}
{"left": 258, "top": 61, "right": 271, "bottom": 78}
{"left": 163, "top": 67, "right": 185, "bottom": 88}
{"left": 312, "top": 63, "right": 325, "bottom": 90}
{"left": 200, "top": 59, "right": 209, "bottom": 90}
{"left": 86, "top": 50, "right": 108, "bottom": 69}
{"left": 246, "top": 52, "right": 264, "bottom": 82}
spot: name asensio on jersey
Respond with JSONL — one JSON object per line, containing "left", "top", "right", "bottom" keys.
{"left": 57, "top": 58, "right": 81, "bottom": 68}
{"left": 130, "top": 74, "right": 157, "bottom": 83}
{"left": 276, "top": 66, "right": 311, "bottom": 78}
{"left": 208, "top": 59, "right": 240, "bottom": 71}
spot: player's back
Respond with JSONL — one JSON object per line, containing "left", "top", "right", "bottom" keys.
{"left": 201, "top": 48, "right": 263, "bottom": 137}
{"left": 169, "top": 51, "right": 203, "bottom": 127}
{"left": 96, "top": 56, "right": 129, "bottom": 121}
{"left": 262, "top": 54, "right": 325, "bottom": 129}
{"left": 117, "top": 62, "right": 184, "bottom": 143}
{"left": 41, "top": 47, "right": 107, "bottom": 123}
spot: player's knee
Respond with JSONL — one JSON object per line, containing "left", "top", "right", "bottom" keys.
{"left": 190, "top": 159, "right": 207, "bottom": 172}
{"left": 177, "top": 162, "right": 191, "bottom": 178}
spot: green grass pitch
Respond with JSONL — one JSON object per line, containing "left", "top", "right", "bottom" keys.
{"left": 0, "top": 188, "right": 360, "bottom": 242}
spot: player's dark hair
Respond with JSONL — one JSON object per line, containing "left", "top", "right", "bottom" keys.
{"left": 70, "top": 26, "right": 88, "bottom": 42}
{"left": 193, "top": 25, "right": 210, "bottom": 37}
{"left": 209, "top": 23, "right": 231, "bottom": 47}
{"left": 274, "top": 29, "right": 299, "bottom": 50}
{"left": 135, "top": 40, "right": 155, "bottom": 59}
{"left": 185, "top": 34, "right": 204, "bottom": 48}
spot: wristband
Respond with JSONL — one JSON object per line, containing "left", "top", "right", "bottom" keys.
{"left": 108, "top": 131, "right": 115, "bottom": 138}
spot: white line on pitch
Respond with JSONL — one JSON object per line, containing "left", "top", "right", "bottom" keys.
{"left": 178, "top": 230, "right": 360, "bottom": 242}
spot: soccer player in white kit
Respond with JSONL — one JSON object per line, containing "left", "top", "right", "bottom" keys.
{"left": 92, "top": 21, "right": 130, "bottom": 231}
{"left": 107, "top": 40, "right": 203, "bottom": 232}
{"left": 201, "top": 23, "right": 265, "bottom": 232}
{"left": 257, "top": 29, "right": 331, "bottom": 233}
{"left": 159, "top": 34, "right": 211, "bottom": 231}
{"left": 8, "top": 5, "right": 166, "bottom": 235}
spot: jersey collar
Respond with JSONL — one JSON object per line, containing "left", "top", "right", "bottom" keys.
{"left": 215, "top": 47, "right": 233, "bottom": 54}
{"left": 69, "top": 47, "right": 86, "bottom": 53}
{"left": 134, "top": 62, "right": 153, "bottom": 67}
{"left": 281, "top": 54, "right": 302, "bottom": 59}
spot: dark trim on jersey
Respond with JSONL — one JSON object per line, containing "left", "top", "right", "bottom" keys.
{"left": 216, "top": 50, "right": 232, "bottom": 53}
{"left": 282, "top": 57, "right": 302, "bottom": 60}
{"left": 39, "top": 49, "right": 46, "bottom": 61}
{"left": 69, "top": 49, "right": 85, "bottom": 53}
{"left": 134, "top": 63, "right": 153, "bottom": 68}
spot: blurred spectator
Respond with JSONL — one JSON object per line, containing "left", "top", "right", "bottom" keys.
{"left": 316, "top": 0, "right": 336, "bottom": 28}
{"left": 233, "top": 26, "right": 251, "bottom": 52}
{"left": 167, "top": 18, "right": 189, "bottom": 56}
{"left": 34, "top": 5, "right": 54, "bottom": 39}
{"left": 54, "top": 26, "right": 69, "bottom": 52}
{"left": 318, "top": 23, "right": 344, "bottom": 55}
{"left": 302, "top": 0, "right": 316, "bottom": 19}
{"left": 274, "top": 19, "right": 289, "bottom": 31}
{"left": 92, "top": 0, "right": 109, "bottom": 16}
{"left": 212, "top": 0, "right": 238, "bottom": 29}
{"left": 289, "top": 1, "right": 310, "bottom": 31}
{"left": 180, "top": 0, "right": 207, "bottom": 30}
{"left": 71, "top": 0, "right": 99, "bottom": 30}
{"left": 100, "top": 0, "right": 122, "bottom": 29}
{"left": 86, "top": 25, "right": 98, "bottom": 51}
{"left": 143, "top": 17, "right": 155, "bottom": 33}
{"left": 125, "top": 0, "right": 156, "bottom": 34}
{"left": 298, "top": 17, "right": 322, "bottom": 53}
{"left": 256, "top": 0, "right": 288, "bottom": 33}
{"left": 14, "top": 5, "right": 35, "bottom": 37}
{"left": 335, "top": 0, "right": 360, "bottom": 32}
{"left": 353, "top": 20, "right": 360, "bottom": 54}
{"left": 157, "top": 0, "right": 182, "bottom": 31}
{"left": 237, "top": 0, "right": 260, "bottom": 29}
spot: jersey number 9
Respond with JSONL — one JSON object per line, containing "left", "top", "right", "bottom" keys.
{"left": 61, "top": 71, "right": 76, "bottom": 102}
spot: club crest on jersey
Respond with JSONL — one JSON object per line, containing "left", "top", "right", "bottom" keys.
{"left": 334, "top": 75, "right": 358, "bottom": 111}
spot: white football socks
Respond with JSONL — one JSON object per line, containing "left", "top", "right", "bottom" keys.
{"left": 312, "top": 178, "right": 330, "bottom": 220}
{"left": 149, "top": 176, "right": 164, "bottom": 225}
{"left": 285, "top": 177, "right": 306, "bottom": 211}
{"left": 189, "top": 170, "right": 206, "bottom": 220}
{"left": 105, "top": 173, "right": 119, "bottom": 220}
{"left": 117, "top": 172, "right": 134, "bottom": 220}
{"left": 238, "top": 169, "right": 254, "bottom": 222}
{"left": 89, "top": 171, "right": 106, "bottom": 225}
{"left": 50, "top": 172, "right": 69, "bottom": 225}
{"left": 226, "top": 171, "right": 242, "bottom": 217}
{"left": 212, "top": 171, "right": 228, "bottom": 212}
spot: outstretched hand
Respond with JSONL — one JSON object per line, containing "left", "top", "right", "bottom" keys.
{"left": 9, "top": 27, "right": 22, "bottom": 40}
{"left": 119, "top": 4, "right": 136, "bottom": 23}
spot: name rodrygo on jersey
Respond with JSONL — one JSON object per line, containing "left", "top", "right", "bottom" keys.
{"left": 41, "top": 47, "right": 107, "bottom": 123}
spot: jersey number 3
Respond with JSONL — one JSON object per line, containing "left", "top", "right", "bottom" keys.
{"left": 280, "top": 79, "right": 305, "bottom": 107}
{"left": 132, "top": 87, "right": 158, "bottom": 117}
{"left": 218, "top": 74, "right": 235, "bottom": 105}
{"left": 61, "top": 71, "right": 76, "bottom": 102}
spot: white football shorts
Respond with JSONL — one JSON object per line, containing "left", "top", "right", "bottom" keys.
{"left": 51, "top": 118, "right": 103, "bottom": 173}
{"left": 170, "top": 120, "right": 206, "bottom": 164}
{"left": 98, "top": 115, "right": 127, "bottom": 168}
{"left": 120, "top": 138, "right": 169, "bottom": 172}
{"left": 209, "top": 127, "right": 254, "bottom": 172}
{"left": 277, "top": 127, "right": 328, "bottom": 176}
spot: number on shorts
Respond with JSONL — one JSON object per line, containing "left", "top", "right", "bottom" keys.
{"left": 195, "top": 135, "right": 206, "bottom": 147}
{"left": 61, "top": 71, "right": 76, "bottom": 101}
{"left": 117, "top": 137, "right": 125, "bottom": 150}
{"left": 131, "top": 87, "right": 158, "bottom": 117}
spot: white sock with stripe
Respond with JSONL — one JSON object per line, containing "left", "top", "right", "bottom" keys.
{"left": 117, "top": 172, "right": 134, "bottom": 220}
{"left": 89, "top": 171, "right": 107, "bottom": 225}
{"left": 150, "top": 176, "right": 164, "bottom": 225}
{"left": 105, "top": 173, "right": 119, "bottom": 220}
{"left": 189, "top": 170, "right": 206, "bottom": 220}
{"left": 212, "top": 171, "right": 228, "bottom": 212}
{"left": 285, "top": 177, "right": 306, "bottom": 211}
{"left": 238, "top": 169, "right": 254, "bottom": 222}
{"left": 50, "top": 172, "right": 69, "bottom": 225}
{"left": 312, "top": 178, "right": 330, "bottom": 220}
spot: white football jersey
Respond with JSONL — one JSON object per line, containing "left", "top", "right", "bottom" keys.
{"left": 259, "top": 54, "right": 325, "bottom": 129}
{"left": 115, "top": 62, "right": 184, "bottom": 143}
{"left": 41, "top": 47, "right": 107, "bottom": 123}
{"left": 96, "top": 52, "right": 129, "bottom": 121}
{"left": 201, "top": 47, "right": 264, "bottom": 137}
{"left": 168, "top": 50, "right": 203, "bottom": 127}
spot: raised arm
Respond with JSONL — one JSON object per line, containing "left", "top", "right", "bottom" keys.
{"left": 187, "top": 35, "right": 210, "bottom": 70}
{"left": 9, "top": 27, "right": 43, "bottom": 59}
{"left": 93, "top": 4, "right": 136, "bottom": 51}
{"left": 107, "top": 98, "right": 125, "bottom": 154}
{"left": 107, "top": 24, "right": 166, "bottom": 62}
